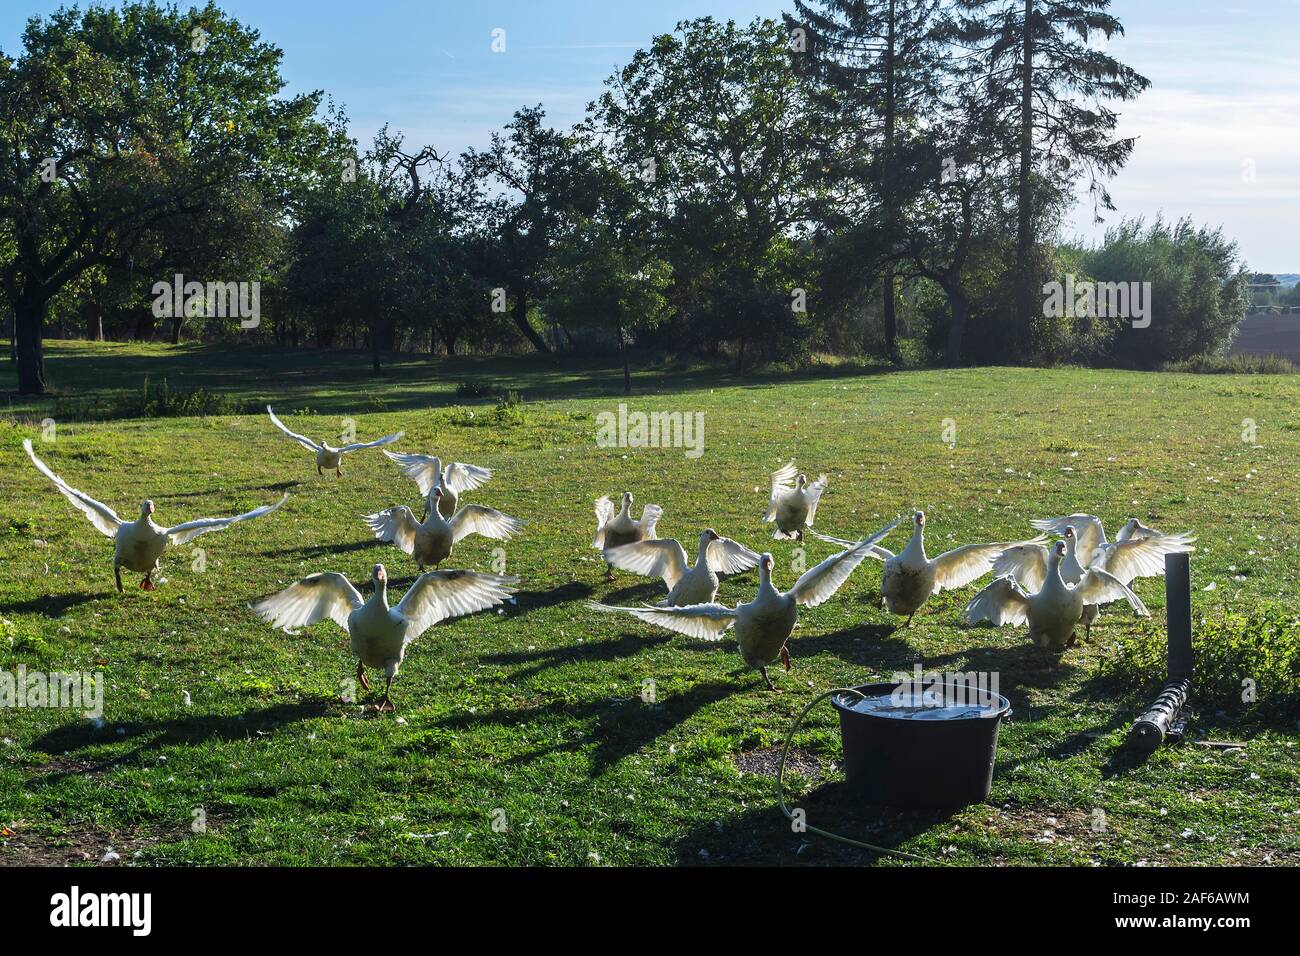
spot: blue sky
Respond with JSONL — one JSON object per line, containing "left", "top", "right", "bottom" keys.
{"left": 4, "top": 0, "right": 1298, "bottom": 270}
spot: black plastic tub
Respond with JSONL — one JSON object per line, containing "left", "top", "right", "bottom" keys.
{"left": 831, "top": 681, "right": 1011, "bottom": 808}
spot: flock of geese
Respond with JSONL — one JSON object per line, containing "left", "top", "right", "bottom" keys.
{"left": 20, "top": 412, "right": 1195, "bottom": 709}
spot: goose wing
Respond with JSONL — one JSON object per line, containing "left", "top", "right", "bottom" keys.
{"left": 383, "top": 450, "right": 442, "bottom": 495}
{"left": 1030, "top": 514, "right": 1107, "bottom": 566}
{"left": 250, "top": 572, "right": 362, "bottom": 632}
{"left": 933, "top": 535, "right": 1049, "bottom": 593}
{"left": 790, "top": 518, "right": 898, "bottom": 607}
{"left": 991, "top": 542, "right": 1051, "bottom": 592}
{"left": 764, "top": 461, "right": 798, "bottom": 522}
{"left": 592, "top": 496, "right": 616, "bottom": 549}
{"left": 339, "top": 430, "right": 404, "bottom": 453}
{"left": 802, "top": 474, "right": 829, "bottom": 525}
{"left": 605, "top": 539, "right": 690, "bottom": 589}
{"left": 964, "top": 577, "right": 1032, "bottom": 627}
{"left": 364, "top": 506, "right": 420, "bottom": 555}
{"left": 588, "top": 601, "right": 737, "bottom": 641}
{"left": 396, "top": 569, "right": 519, "bottom": 641}
{"left": 637, "top": 503, "right": 665, "bottom": 539}
{"left": 705, "top": 537, "right": 762, "bottom": 576}
{"left": 1092, "top": 533, "right": 1196, "bottom": 585}
{"left": 449, "top": 505, "right": 526, "bottom": 544}
{"left": 24, "top": 439, "right": 122, "bottom": 538}
{"left": 443, "top": 462, "right": 493, "bottom": 495}
{"left": 810, "top": 527, "right": 894, "bottom": 560}
{"left": 1076, "top": 568, "right": 1150, "bottom": 614}
{"left": 166, "top": 493, "right": 288, "bottom": 545}
{"left": 266, "top": 406, "right": 321, "bottom": 452}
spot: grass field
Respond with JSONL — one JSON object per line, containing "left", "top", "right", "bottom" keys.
{"left": 1, "top": 340, "right": 1298, "bottom": 866}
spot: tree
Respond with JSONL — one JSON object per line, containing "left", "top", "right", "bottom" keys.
{"left": 0, "top": 1, "right": 332, "bottom": 393}
{"left": 788, "top": 0, "right": 945, "bottom": 357}
{"left": 463, "top": 107, "right": 599, "bottom": 353}
{"left": 947, "top": 0, "right": 1149, "bottom": 351}
{"left": 595, "top": 18, "right": 820, "bottom": 370}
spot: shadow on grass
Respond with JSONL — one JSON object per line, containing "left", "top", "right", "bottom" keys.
{"left": 5, "top": 343, "right": 899, "bottom": 418}
{"left": 261, "top": 539, "right": 384, "bottom": 559}
{"left": 25, "top": 698, "right": 338, "bottom": 785}
{"left": 432, "top": 679, "right": 737, "bottom": 776}
{"left": 674, "top": 780, "right": 955, "bottom": 865}
{"left": 512, "top": 581, "right": 594, "bottom": 617}
{"left": 0, "top": 592, "right": 114, "bottom": 616}
{"left": 478, "top": 631, "right": 670, "bottom": 681}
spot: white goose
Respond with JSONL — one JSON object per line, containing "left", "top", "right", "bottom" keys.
{"left": 267, "top": 406, "right": 403, "bottom": 476}
{"left": 589, "top": 520, "right": 896, "bottom": 690}
{"left": 815, "top": 510, "right": 1045, "bottom": 625}
{"left": 965, "top": 540, "right": 1149, "bottom": 651}
{"left": 251, "top": 563, "right": 518, "bottom": 712}
{"left": 998, "top": 520, "right": 1194, "bottom": 640}
{"left": 383, "top": 451, "right": 492, "bottom": 519}
{"left": 24, "top": 439, "right": 287, "bottom": 592}
{"left": 764, "top": 461, "right": 827, "bottom": 540}
{"left": 364, "top": 487, "right": 525, "bottom": 572}
{"left": 604, "top": 529, "right": 761, "bottom": 606}
{"left": 592, "top": 492, "right": 664, "bottom": 576}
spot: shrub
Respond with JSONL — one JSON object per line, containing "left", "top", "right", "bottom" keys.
{"left": 52, "top": 376, "right": 249, "bottom": 421}
{"left": 1164, "top": 353, "right": 1297, "bottom": 375}
{"left": 1098, "top": 608, "right": 1300, "bottom": 720}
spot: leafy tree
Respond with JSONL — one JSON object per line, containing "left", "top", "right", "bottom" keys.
{"left": 0, "top": 1, "right": 334, "bottom": 393}
{"left": 462, "top": 107, "right": 599, "bottom": 353}
{"left": 946, "top": 0, "right": 1149, "bottom": 350}
{"left": 788, "top": 0, "right": 945, "bottom": 356}
{"left": 595, "top": 17, "right": 820, "bottom": 369}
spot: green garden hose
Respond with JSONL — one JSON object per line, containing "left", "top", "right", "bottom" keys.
{"left": 775, "top": 686, "right": 936, "bottom": 864}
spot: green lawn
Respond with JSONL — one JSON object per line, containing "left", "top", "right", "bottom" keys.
{"left": 1, "top": 340, "right": 1297, "bottom": 866}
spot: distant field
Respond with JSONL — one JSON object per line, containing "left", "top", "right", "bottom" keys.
{"left": 1230, "top": 312, "right": 1300, "bottom": 361}
{"left": 1, "top": 340, "right": 1297, "bottom": 865}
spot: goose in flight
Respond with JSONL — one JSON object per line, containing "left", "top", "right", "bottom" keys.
{"left": 364, "top": 487, "right": 525, "bottom": 572}
{"left": 251, "top": 563, "right": 518, "bottom": 712}
{"left": 593, "top": 492, "right": 664, "bottom": 577}
{"left": 604, "top": 529, "right": 761, "bottom": 606}
{"left": 589, "top": 520, "right": 896, "bottom": 690}
{"left": 965, "top": 540, "right": 1149, "bottom": 651}
{"left": 815, "top": 511, "right": 1045, "bottom": 625}
{"left": 266, "top": 406, "right": 403, "bottom": 476}
{"left": 996, "top": 521, "right": 1194, "bottom": 640}
{"left": 383, "top": 451, "right": 492, "bottom": 519}
{"left": 764, "top": 461, "right": 827, "bottom": 540}
{"left": 24, "top": 439, "right": 287, "bottom": 592}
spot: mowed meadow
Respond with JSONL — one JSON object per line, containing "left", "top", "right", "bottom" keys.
{"left": 1, "top": 341, "right": 1298, "bottom": 865}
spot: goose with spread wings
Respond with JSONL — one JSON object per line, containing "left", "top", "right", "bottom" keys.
{"left": 266, "top": 406, "right": 403, "bottom": 476}
{"left": 763, "top": 461, "right": 827, "bottom": 540}
{"left": 604, "top": 529, "right": 761, "bottom": 606}
{"left": 250, "top": 563, "right": 518, "bottom": 711}
{"left": 815, "top": 510, "right": 1045, "bottom": 625}
{"left": 592, "top": 492, "right": 664, "bottom": 577}
{"left": 383, "top": 450, "right": 492, "bottom": 519}
{"left": 589, "top": 520, "right": 896, "bottom": 690}
{"left": 965, "top": 540, "right": 1149, "bottom": 651}
{"left": 364, "top": 486, "right": 525, "bottom": 571}
{"left": 24, "top": 439, "right": 287, "bottom": 592}
{"left": 996, "top": 518, "right": 1193, "bottom": 640}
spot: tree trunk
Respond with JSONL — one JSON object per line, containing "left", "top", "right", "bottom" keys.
{"left": 442, "top": 329, "right": 459, "bottom": 356}
{"left": 511, "top": 288, "right": 550, "bottom": 353}
{"left": 1013, "top": 0, "right": 1036, "bottom": 344}
{"left": 81, "top": 301, "right": 103, "bottom": 342}
{"left": 171, "top": 315, "right": 184, "bottom": 344}
{"left": 881, "top": 0, "right": 898, "bottom": 357}
{"left": 620, "top": 327, "right": 631, "bottom": 395}
{"left": 15, "top": 296, "right": 48, "bottom": 394}
{"left": 372, "top": 320, "right": 382, "bottom": 375}
{"left": 944, "top": 284, "right": 969, "bottom": 367}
